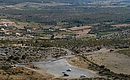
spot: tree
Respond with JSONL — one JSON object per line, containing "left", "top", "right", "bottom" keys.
{"left": 22, "top": 55, "right": 26, "bottom": 59}
{"left": 9, "top": 55, "right": 14, "bottom": 59}
{"left": 13, "top": 57, "right": 19, "bottom": 61}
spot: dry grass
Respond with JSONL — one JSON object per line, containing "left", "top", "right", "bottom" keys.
{"left": 69, "top": 26, "right": 91, "bottom": 31}
{"left": 87, "top": 52, "right": 130, "bottom": 75}
{"left": 25, "top": 64, "right": 41, "bottom": 70}
{"left": 67, "top": 56, "right": 91, "bottom": 69}
{"left": 16, "top": 22, "right": 40, "bottom": 29}
{"left": 76, "top": 29, "right": 91, "bottom": 35}
{"left": 112, "top": 24, "right": 130, "bottom": 27}
{"left": 68, "top": 26, "right": 91, "bottom": 35}
{"left": 0, "top": 66, "right": 54, "bottom": 80}
{"left": 0, "top": 66, "right": 102, "bottom": 80}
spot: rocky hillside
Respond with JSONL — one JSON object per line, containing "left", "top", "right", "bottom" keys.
{"left": 0, "top": 0, "right": 126, "bottom": 5}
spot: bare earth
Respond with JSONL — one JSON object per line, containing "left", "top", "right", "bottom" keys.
{"left": 87, "top": 52, "right": 130, "bottom": 75}
{"left": 68, "top": 26, "right": 91, "bottom": 35}
{"left": 112, "top": 24, "right": 130, "bottom": 27}
{"left": 0, "top": 66, "right": 54, "bottom": 80}
{"left": 31, "top": 58, "right": 99, "bottom": 79}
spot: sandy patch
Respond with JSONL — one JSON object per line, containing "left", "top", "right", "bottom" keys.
{"left": 69, "top": 26, "right": 91, "bottom": 31}
{"left": 112, "top": 24, "right": 130, "bottom": 27}
{"left": 0, "top": 66, "right": 54, "bottom": 80}
{"left": 87, "top": 52, "right": 130, "bottom": 75}
{"left": 76, "top": 29, "right": 91, "bottom": 35}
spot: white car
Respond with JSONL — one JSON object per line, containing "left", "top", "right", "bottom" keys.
{"left": 66, "top": 68, "right": 71, "bottom": 71}
{"left": 80, "top": 74, "right": 86, "bottom": 78}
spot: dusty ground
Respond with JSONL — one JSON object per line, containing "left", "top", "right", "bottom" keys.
{"left": 0, "top": 66, "right": 54, "bottom": 80}
{"left": 25, "top": 64, "right": 41, "bottom": 70}
{"left": 76, "top": 29, "right": 91, "bottom": 35}
{"left": 68, "top": 26, "right": 91, "bottom": 35}
{"left": 112, "top": 24, "right": 130, "bottom": 27}
{"left": 0, "top": 19, "right": 16, "bottom": 27}
{"left": 67, "top": 56, "right": 91, "bottom": 69}
{"left": 87, "top": 52, "right": 130, "bottom": 75}
{"left": 31, "top": 58, "right": 99, "bottom": 79}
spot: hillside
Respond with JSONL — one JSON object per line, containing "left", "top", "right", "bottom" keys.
{"left": 0, "top": 0, "right": 128, "bottom": 5}
{"left": 0, "top": 0, "right": 130, "bottom": 80}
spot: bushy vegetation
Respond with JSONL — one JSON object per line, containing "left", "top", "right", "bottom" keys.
{"left": 1, "top": 7, "right": 130, "bottom": 28}
{"left": 0, "top": 37, "right": 130, "bottom": 49}
{"left": 0, "top": 1, "right": 130, "bottom": 80}
{"left": 116, "top": 48, "right": 130, "bottom": 57}
{"left": 79, "top": 55, "right": 130, "bottom": 79}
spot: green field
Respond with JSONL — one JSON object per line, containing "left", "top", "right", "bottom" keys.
{"left": 97, "top": 32, "right": 115, "bottom": 36}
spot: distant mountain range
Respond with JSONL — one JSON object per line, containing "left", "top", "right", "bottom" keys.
{"left": 0, "top": 0, "right": 130, "bottom": 5}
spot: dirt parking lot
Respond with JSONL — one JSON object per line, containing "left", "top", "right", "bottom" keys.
{"left": 31, "top": 58, "right": 99, "bottom": 79}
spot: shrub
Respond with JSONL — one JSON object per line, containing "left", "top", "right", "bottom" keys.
{"left": 22, "top": 55, "right": 26, "bottom": 59}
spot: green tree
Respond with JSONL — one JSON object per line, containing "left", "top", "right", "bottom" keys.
{"left": 22, "top": 55, "right": 26, "bottom": 59}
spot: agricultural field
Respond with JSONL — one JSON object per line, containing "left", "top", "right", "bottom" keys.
{"left": 0, "top": 0, "right": 130, "bottom": 80}
{"left": 97, "top": 32, "right": 116, "bottom": 37}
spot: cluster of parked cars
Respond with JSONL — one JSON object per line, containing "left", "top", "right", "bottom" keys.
{"left": 62, "top": 68, "right": 86, "bottom": 78}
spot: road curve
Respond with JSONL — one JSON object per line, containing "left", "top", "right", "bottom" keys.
{"left": 31, "top": 58, "right": 99, "bottom": 79}
{"left": 15, "top": 47, "right": 111, "bottom": 79}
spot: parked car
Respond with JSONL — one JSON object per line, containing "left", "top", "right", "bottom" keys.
{"left": 62, "top": 72, "right": 65, "bottom": 73}
{"left": 66, "top": 68, "right": 71, "bottom": 71}
{"left": 80, "top": 74, "right": 86, "bottom": 78}
{"left": 64, "top": 73, "right": 69, "bottom": 76}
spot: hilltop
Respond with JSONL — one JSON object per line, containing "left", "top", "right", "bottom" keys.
{"left": 0, "top": 0, "right": 129, "bottom": 5}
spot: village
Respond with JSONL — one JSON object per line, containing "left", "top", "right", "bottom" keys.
{"left": 0, "top": 19, "right": 94, "bottom": 41}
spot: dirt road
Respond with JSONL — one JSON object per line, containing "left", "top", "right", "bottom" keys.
{"left": 31, "top": 58, "right": 99, "bottom": 78}
{"left": 16, "top": 48, "right": 110, "bottom": 79}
